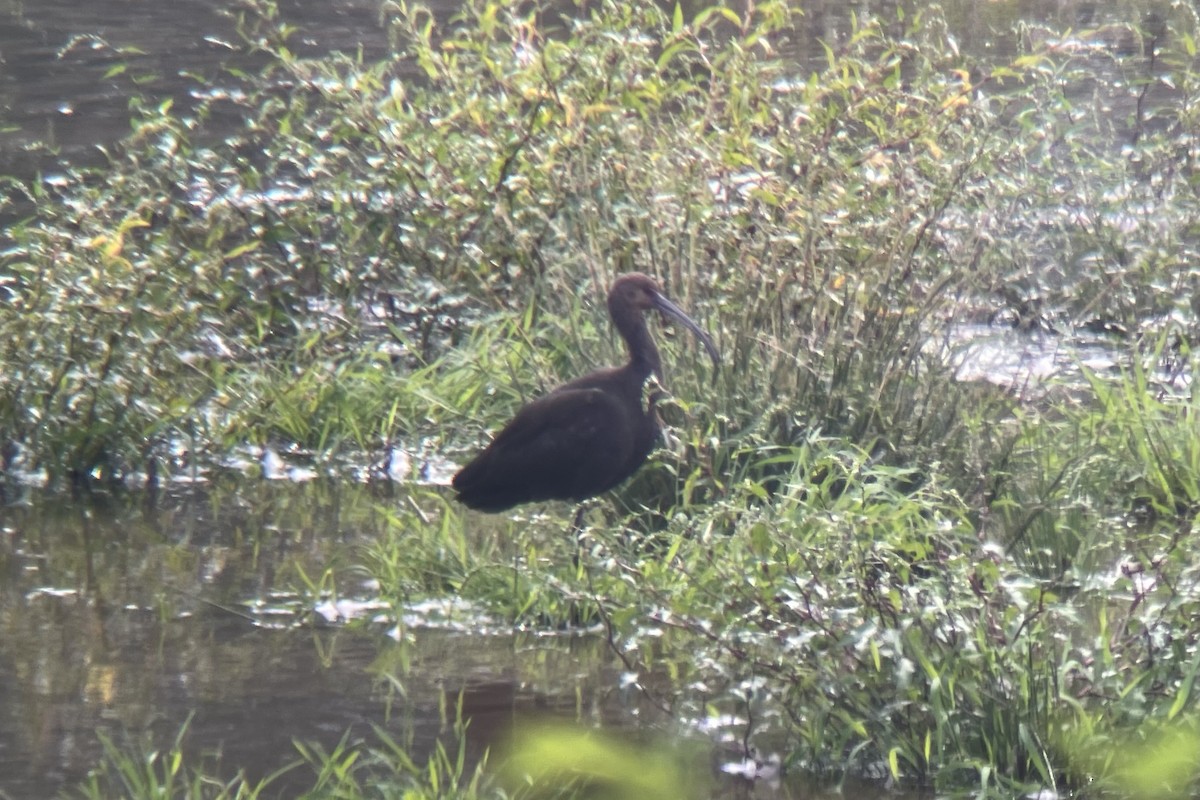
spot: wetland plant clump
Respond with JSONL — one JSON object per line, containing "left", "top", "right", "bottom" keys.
{"left": 2, "top": 0, "right": 1200, "bottom": 795}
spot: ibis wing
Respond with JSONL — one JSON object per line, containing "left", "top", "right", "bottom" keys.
{"left": 453, "top": 388, "right": 634, "bottom": 512}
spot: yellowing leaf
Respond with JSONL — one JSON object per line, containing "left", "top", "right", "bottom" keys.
{"left": 223, "top": 241, "right": 261, "bottom": 260}
{"left": 583, "top": 103, "right": 615, "bottom": 118}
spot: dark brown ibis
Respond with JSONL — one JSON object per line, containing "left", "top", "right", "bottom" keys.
{"left": 452, "top": 273, "right": 719, "bottom": 513}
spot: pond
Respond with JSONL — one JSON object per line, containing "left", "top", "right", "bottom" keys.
{"left": 0, "top": 482, "right": 654, "bottom": 797}
{"left": 1, "top": 480, "right": 929, "bottom": 798}
{"left": 1, "top": 0, "right": 1145, "bottom": 179}
{"left": 0, "top": 0, "right": 1180, "bottom": 796}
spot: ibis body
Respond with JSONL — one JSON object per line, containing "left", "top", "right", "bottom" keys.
{"left": 452, "top": 273, "right": 718, "bottom": 513}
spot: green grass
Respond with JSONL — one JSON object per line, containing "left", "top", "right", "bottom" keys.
{"left": 73, "top": 716, "right": 499, "bottom": 800}
{"left": 74, "top": 720, "right": 289, "bottom": 800}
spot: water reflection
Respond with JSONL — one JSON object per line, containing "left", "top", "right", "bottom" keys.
{"left": 0, "top": 0, "right": 1169, "bottom": 180}
{"left": 0, "top": 483, "right": 637, "bottom": 797}
{"left": 0, "top": 0, "right": 398, "bottom": 179}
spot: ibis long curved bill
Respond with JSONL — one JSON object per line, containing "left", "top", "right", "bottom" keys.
{"left": 649, "top": 290, "right": 720, "bottom": 371}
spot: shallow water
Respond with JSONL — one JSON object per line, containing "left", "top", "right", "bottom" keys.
{"left": 0, "top": 0, "right": 1164, "bottom": 180}
{"left": 0, "top": 482, "right": 926, "bottom": 799}
{"left": 0, "top": 482, "right": 647, "bottom": 797}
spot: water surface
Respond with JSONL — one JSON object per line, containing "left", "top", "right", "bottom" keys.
{"left": 0, "top": 482, "right": 644, "bottom": 797}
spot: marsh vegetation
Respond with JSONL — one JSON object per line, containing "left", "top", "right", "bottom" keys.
{"left": 4, "top": 0, "right": 1200, "bottom": 796}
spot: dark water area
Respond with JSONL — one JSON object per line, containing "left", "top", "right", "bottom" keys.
{"left": 0, "top": 0, "right": 399, "bottom": 181}
{"left": 0, "top": 481, "right": 641, "bottom": 798}
{"left": 2, "top": 0, "right": 1164, "bottom": 181}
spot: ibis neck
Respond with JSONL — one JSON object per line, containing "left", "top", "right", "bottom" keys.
{"left": 623, "top": 319, "right": 662, "bottom": 381}
{"left": 609, "top": 292, "right": 663, "bottom": 383}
